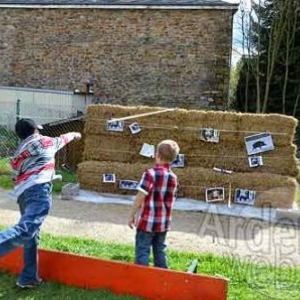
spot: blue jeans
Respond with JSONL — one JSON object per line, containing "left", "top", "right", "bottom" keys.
{"left": 0, "top": 182, "right": 52, "bottom": 285}
{"left": 135, "top": 230, "right": 168, "bottom": 268}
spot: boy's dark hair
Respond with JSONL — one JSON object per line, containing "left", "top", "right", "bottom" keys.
{"left": 157, "top": 140, "right": 180, "bottom": 163}
{"left": 15, "top": 118, "right": 43, "bottom": 140}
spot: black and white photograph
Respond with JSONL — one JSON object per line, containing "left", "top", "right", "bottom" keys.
{"left": 205, "top": 187, "right": 225, "bottom": 202}
{"left": 172, "top": 154, "right": 185, "bottom": 168}
{"left": 102, "top": 173, "right": 116, "bottom": 183}
{"left": 248, "top": 156, "right": 263, "bottom": 168}
{"left": 106, "top": 120, "right": 124, "bottom": 132}
{"left": 245, "top": 133, "right": 274, "bottom": 155}
{"left": 234, "top": 188, "right": 257, "bottom": 206}
{"left": 200, "top": 128, "right": 220, "bottom": 143}
{"left": 129, "top": 122, "right": 141, "bottom": 134}
{"left": 119, "top": 180, "right": 139, "bottom": 190}
{"left": 139, "top": 143, "right": 155, "bottom": 158}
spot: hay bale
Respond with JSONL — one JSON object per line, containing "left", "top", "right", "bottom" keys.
{"left": 78, "top": 161, "right": 148, "bottom": 195}
{"left": 79, "top": 105, "right": 299, "bottom": 209}
{"left": 78, "top": 161, "right": 298, "bottom": 208}
{"left": 83, "top": 131, "right": 298, "bottom": 177}
{"left": 85, "top": 105, "right": 296, "bottom": 146}
{"left": 238, "top": 113, "right": 297, "bottom": 146}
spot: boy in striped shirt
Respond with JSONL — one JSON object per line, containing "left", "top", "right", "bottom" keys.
{"left": 128, "top": 140, "right": 179, "bottom": 268}
{"left": 0, "top": 118, "right": 81, "bottom": 289}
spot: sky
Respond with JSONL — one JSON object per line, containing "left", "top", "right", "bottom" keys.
{"left": 223, "top": 0, "right": 253, "bottom": 66}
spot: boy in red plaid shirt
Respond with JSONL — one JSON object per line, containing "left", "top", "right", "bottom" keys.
{"left": 128, "top": 140, "right": 179, "bottom": 268}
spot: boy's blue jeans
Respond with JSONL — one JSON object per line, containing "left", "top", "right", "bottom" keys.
{"left": 135, "top": 229, "right": 168, "bottom": 268}
{"left": 0, "top": 182, "right": 52, "bottom": 285}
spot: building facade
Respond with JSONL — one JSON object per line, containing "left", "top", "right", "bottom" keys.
{"left": 0, "top": 0, "right": 238, "bottom": 109}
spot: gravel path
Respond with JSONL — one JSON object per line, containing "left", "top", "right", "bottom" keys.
{"left": 0, "top": 190, "right": 300, "bottom": 267}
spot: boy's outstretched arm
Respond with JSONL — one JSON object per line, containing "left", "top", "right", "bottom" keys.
{"left": 128, "top": 191, "right": 146, "bottom": 229}
{"left": 53, "top": 132, "right": 82, "bottom": 151}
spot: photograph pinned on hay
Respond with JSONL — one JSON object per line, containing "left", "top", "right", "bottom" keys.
{"left": 172, "top": 154, "right": 185, "bottom": 168}
{"left": 119, "top": 180, "right": 139, "bottom": 190}
{"left": 205, "top": 187, "right": 225, "bottom": 202}
{"left": 103, "top": 174, "right": 116, "bottom": 183}
{"left": 140, "top": 143, "right": 155, "bottom": 158}
{"left": 245, "top": 133, "right": 275, "bottom": 155}
{"left": 248, "top": 156, "right": 263, "bottom": 168}
{"left": 106, "top": 120, "right": 125, "bottom": 132}
{"left": 129, "top": 122, "right": 141, "bottom": 134}
{"left": 200, "top": 128, "right": 220, "bottom": 143}
{"left": 234, "top": 188, "right": 257, "bottom": 206}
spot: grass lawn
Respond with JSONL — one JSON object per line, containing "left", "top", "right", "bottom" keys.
{"left": 0, "top": 272, "right": 140, "bottom": 300}
{"left": 0, "top": 228, "right": 300, "bottom": 300}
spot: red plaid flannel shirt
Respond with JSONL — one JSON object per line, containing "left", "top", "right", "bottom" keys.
{"left": 136, "top": 163, "right": 178, "bottom": 233}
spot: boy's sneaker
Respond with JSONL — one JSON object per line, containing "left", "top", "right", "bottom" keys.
{"left": 16, "top": 278, "right": 43, "bottom": 289}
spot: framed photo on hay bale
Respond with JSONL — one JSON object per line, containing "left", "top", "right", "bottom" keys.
{"left": 248, "top": 156, "right": 263, "bottom": 168}
{"left": 205, "top": 187, "right": 225, "bottom": 202}
{"left": 119, "top": 180, "right": 139, "bottom": 190}
{"left": 139, "top": 143, "right": 155, "bottom": 158}
{"left": 245, "top": 133, "right": 274, "bottom": 155}
{"left": 234, "top": 188, "right": 256, "bottom": 206}
{"left": 129, "top": 122, "right": 141, "bottom": 134}
{"left": 103, "top": 174, "right": 116, "bottom": 183}
{"left": 106, "top": 120, "right": 124, "bottom": 132}
{"left": 200, "top": 128, "right": 220, "bottom": 143}
{"left": 172, "top": 154, "right": 185, "bottom": 168}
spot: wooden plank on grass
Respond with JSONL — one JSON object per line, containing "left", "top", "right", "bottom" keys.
{"left": 0, "top": 248, "right": 228, "bottom": 300}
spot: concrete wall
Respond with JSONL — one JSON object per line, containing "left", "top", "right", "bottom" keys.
{"left": 0, "top": 86, "right": 92, "bottom": 129}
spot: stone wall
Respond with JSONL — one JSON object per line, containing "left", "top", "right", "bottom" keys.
{"left": 0, "top": 8, "right": 234, "bottom": 108}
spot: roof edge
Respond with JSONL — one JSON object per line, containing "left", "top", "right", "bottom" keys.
{"left": 0, "top": 4, "right": 239, "bottom": 10}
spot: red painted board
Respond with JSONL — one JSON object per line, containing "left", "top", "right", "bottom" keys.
{"left": 0, "top": 248, "right": 228, "bottom": 300}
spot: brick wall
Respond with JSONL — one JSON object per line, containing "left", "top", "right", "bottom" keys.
{"left": 0, "top": 8, "right": 234, "bottom": 108}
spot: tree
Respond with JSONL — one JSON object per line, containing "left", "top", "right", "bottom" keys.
{"left": 233, "top": 0, "right": 300, "bottom": 117}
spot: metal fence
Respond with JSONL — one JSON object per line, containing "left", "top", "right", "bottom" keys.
{"left": 0, "top": 100, "right": 85, "bottom": 172}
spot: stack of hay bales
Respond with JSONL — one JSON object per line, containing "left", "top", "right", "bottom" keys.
{"left": 78, "top": 104, "right": 299, "bottom": 208}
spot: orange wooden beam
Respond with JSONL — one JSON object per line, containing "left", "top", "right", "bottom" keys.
{"left": 0, "top": 248, "right": 228, "bottom": 300}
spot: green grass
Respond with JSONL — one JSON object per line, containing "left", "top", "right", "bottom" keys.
{"left": 0, "top": 158, "right": 11, "bottom": 175}
{"left": 0, "top": 272, "right": 140, "bottom": 300}
{"left": 0, "top": 158, "right": 14, "bottom": 190}
{"left": 52, "top": 170, "right": 78, "bottom": 194}
{"left": 0, "top": 227, "right": 300, "bottom": 300}
{"left": 0, "top": 158, "right": 77, "bottom": 194}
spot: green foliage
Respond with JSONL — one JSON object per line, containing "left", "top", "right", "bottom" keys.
{"left": 233, "top": 0, "right": 300, "bottom": 116}
{"left": 229, "top": 62, "right": 243, "bottom": 110}
{"left": 0, "top": 126, "right": 18, "bottom": 159}
{"left": 0, "top": 158, "right": 11, "bottom": 175}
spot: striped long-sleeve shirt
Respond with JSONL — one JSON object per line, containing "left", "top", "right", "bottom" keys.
{"left": 11, "top": 132, "right": 79, "bottom": 197}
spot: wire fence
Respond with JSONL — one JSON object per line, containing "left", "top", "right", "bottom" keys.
{"left": 0, "top": 99, "right": 85, "bottom": 173}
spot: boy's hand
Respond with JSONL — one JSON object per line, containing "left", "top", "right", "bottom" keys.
{"left": 74, "top": 132, "right": 82, "bottom": 141}
{"left": 128, "top": 216, "right": 135, "bottom": 229}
